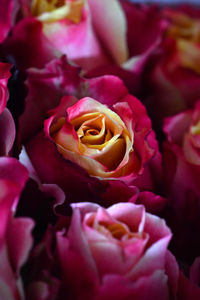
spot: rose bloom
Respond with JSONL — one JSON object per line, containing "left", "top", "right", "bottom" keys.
{"left": 144, "top": 6, "right": 200, "bottom": 127}
{"left": 53, "top": 202, "right": 178, "bottom": 300}
{"left": 2, "top": 0, "right": 164, "bottom": 96}
{"left": 163, "top": 99, "right": 200, "bottom": 261}
{"left": 0, "top": 157, "right": 34, "bottom": 300}
{"left": 0, "top": 62, "right": 15, "bottom": 156}
{"left": 19, "top": 57, "right": 162, "bottom": 204}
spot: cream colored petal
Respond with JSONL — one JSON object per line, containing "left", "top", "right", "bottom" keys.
{"left": 88, "top": 0, "right": 128, "bottom": 64}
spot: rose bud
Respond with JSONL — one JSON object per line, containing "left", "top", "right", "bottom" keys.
{"left": 55, "top": 202, "right": 178, "bottom": 300}
{"left": 163, "top": 99, "right": 200, "bottom": 261}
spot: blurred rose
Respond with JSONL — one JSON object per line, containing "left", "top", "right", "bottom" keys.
{"left": 0, "top": 157, "right": 34, "bottom": 300}
{"left": 0, "top": 62, "right": 15, "bottom": 156}
{"left": 145, "top": 7, "right": 200, "bottom": 127}
{"left": 2, "top": 0, "right": 165, "bottom": 97}
{"left": 55, "top": 202, "right": 178, "bottom": 300}
{"left": 3, "top": 0, "right": 125, "bottom": 70}
{"left": 163, "top": 99, "right": 200, "bottom": 261}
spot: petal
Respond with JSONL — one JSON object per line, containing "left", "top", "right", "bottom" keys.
{"left": 88, "top": 0, "right": 128, "bottom": 64}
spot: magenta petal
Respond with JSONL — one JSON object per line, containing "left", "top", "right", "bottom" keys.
{"left": 7, "top": 217, "right": 34, "bottom": 275}
{"left": 4, "top": 17, "right": 61, "bottom": 70}
{"left": 0, "top": 157, "right": 29, "bottom": 248}
{"left": 0, "top": 0, "right": 18, "bottom": 43}
{"left": 0, "top": 109, "right": 15, "bottom": 156}
{"left": 96, "top": 271, "right": 169, "bottom": 300}
{"left": 87, "top": 75, "right": 128, "bottom": 107}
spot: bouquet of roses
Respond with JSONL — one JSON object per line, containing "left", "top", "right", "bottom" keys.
{"left": 0, "top": 0, "right": 200, "bottom": 299}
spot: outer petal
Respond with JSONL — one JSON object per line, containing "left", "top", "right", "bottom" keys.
{"left": 4, "top": 18, "right": 61, "bottom": 70}
{"left": 95, "top": 271, "right": 169, "bottom": 300}
{"left": 0, "top": 157, "right": 29, "bottom": 248}
{"left": 88, "top": 0, "right": 128, "bottom": 65}
{"left": 0, "top": 62, "right": 11, "bottom": 114}
{"left": 0, "top": 109, "right": 15, "bottom": 156}
{"left": 0, "top": 0, "right": 19, "bottom": 43}
{"left": 7, "top": 217, "right": 34, "bottom": 275}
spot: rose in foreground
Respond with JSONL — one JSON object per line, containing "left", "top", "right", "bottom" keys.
{"left": 54, "top": 202, "right": 177, "bottom": 300}
{"left": 20, "top": 57, "right": 161, "bottom": 204}
{"left": 46, "top": 96, "right": 141, "bottom": 180}
{"left": 0, "top": 157, "right": 34, "bottom": 300}
{"left": 163, "top": 99, "right": 200, "bottom": 260}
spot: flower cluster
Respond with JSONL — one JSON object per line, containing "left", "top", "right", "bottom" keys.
{"left": 0, "top": 1, "right": 200, "bottom": 299}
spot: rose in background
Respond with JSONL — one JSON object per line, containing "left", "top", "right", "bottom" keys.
{"left": 163, "top": 99, "right": 200, "bottom": 262}
{"left": 0, "top": 0, "right": 19, "bottom": 43}
{"left": 3, "top": 0, "right": 126, "bottom": 70}
{"left": 2, "top": 0, "right": 165, "bottom": 96}
{"left": 0, "top": 157, "right": 34, "bottom": 300}
{"left": 144, "top": 6, "right": 200, "bottom": 128}
{"left": 17, "top": 56, "right": 164, "bottom": 210}
{"left": 0, "top": 62, "right": 15, "bottom": 156}
{"left": 25, "top": 201, "right": 179, "bottom": 300}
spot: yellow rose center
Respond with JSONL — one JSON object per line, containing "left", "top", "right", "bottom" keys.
{"left": 165, "top": 11, "right": 200, "bottom": 74}
{"left": 31, "top": 0, "right": 84, "bottom": 23}
{"left": 190, "top": 120, "right": 200, "bottom": 135}
{"left": 50, "top": 98, "right": 134, "bottom": 178}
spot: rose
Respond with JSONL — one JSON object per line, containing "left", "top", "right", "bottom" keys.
{"left": 0, "top": 157, "right": 34, "bottom": 300}
{"left": 145, "top": 7, "right": 200, "bottom": 127}
{"left": 0, "top": 62, "right": 15, "bottom": 156}
{"left": 3, "top": 0, "right": 165, "bottom": 95}
{"left": 45, "top": 96, "right": 135, "bottom": 180}
{"left": 19, "top": 57, "right": 161, "bottom": 204}
{"left": 3, "top": 0, "right": 124, "bottom": 70}
{"left": 163, "top": 99, "right": 200, "bottom": 261}
{"left": 54, "top": 201, "right": 178, "bottom": 300}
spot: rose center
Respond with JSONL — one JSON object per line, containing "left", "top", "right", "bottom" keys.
{"left": 31, "top": 0, "right": 84, "bottom": 23}
{"left": 191, "top": 120, "right": 200, "bottom": 135}
{"left": 166, "top": 11, "right": 200, "bottom": 43}
{"left": 31, "top": 0, "right": 65, "bottom": 15}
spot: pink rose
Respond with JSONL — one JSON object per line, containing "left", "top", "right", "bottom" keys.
{"left": 55, "top": 202, "right": 178, "bottom": 300}
{"left": 3, "top": 0, "right": 123, "bottom": 70}
{"left": 19, "top": 57, "right": 161, "bottom": 205}
{"left": 145, "top": 6, "right": 200, "bottom": 127}
{"left": 0, "top": 62, "right": 15, "bottom": 156}
{"left": 3, "top": 0, "right": 164, "bottom": 90}
{"left": 0, "top": 157, "right": 34, "bottom": 300}
{"left": 163, "top": 99, "right": 200, "bottom": 260}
